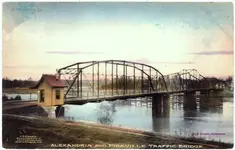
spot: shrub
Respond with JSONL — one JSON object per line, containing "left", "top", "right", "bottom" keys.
{"left": 14, "top": 95, "right": 22, "bottom": 100}
{"left": 2, "top": 95, "right": 9, "bottom": 101}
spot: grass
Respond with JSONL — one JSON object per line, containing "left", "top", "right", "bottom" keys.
{"left": 2, "top": 114, "right": 234, "bottom": 149}
{"left": 173, "top": 128, "right": 233, "bottom": 149}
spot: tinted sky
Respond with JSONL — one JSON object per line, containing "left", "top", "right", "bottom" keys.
{"left": 2, "top": 2, "right": 234, "bottom": 80}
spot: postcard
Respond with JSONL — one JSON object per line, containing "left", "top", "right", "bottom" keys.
{"left": 2, "top": 2, "right": 234, "bottom": 149}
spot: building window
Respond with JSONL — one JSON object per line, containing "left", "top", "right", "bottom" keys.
{"left": 56, "top": 89, "right": 60, "bottom": 100}
{"left": 40, "top": 90, "right": 44, "bottom": 102}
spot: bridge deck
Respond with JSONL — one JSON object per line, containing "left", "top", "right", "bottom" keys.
{"left": 64, "top": 88, "right": 223, "bottom": 105}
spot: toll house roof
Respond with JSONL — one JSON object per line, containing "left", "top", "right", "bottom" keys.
{"left": 31, "top": 74, "right": 67, "bottom": 89}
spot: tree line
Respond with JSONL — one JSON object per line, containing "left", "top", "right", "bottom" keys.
{"left": 100, "top": 76, "right": 233, "bottom": 90}
{"left": 2, "top": 77, "right": 37, "bottom": 88}
{"left": 100, "top": 76, "right": 164, "bottom": 90}
{"left": 2, "top": 76, "right": 233, "bottom": 89}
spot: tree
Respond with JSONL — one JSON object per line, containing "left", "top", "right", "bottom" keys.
{"left": 226, "top": 76, "right": 233, "bottom": 87}
{"left": 2, "top": 77, "right": 37, "bottom": 88}
{"left": 2, "top": 95, "right": 8, "bottom": 101}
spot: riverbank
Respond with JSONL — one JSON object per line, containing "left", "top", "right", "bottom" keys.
{"left": 2, "top": 103, "right": 233, "bottom": 149}
{"left": 3, "top": 100, "right": 48, "bottom": 116}
{"left": 2, "top": 114, "right": 233, "bottom": 149}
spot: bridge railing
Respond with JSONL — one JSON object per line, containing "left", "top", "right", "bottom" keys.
{"left": 65, "top": 88, "right": 153, "bottom": 100}
{"left": 58, "top": 60, "right": 225, "bottom": 100}
{"left": 59, "top": 60, "right": 168, "bottom": 100}
{"left": 162, "top": 69, "right": 225, "bottom": 92}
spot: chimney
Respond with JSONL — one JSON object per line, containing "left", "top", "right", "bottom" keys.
{"left": 56, "top": 73, "right": 59, "bottom": 80}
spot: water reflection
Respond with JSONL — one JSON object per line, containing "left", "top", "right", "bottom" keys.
{"left": 183, "top": 95, "right": 198, "bottom": 121}
{"left": 183, "top": 95, "right": 197, "bottom": 110}
{"left": 96, "top": 102, "right": 117, "bottom": 125}
{"left": 199, "top": 96, "right": 223, "bottom": 113}
{"left": 64, "top": 95, "right": 233, "bottom": 143}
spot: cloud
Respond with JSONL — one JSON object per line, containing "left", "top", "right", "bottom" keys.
{"left": 45, "top": 51, "right": 104, "bottom": 55}
{"left": 187, "top": 50, "right": 233, "bottom": 55}
{"left": 133, "top": 58, "right": 195, "bottom": 65}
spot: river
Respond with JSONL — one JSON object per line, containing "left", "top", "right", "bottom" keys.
{"left": 63, "top": 95, "right": 233, "bottom": 143}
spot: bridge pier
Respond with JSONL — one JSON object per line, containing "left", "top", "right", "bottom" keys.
{"left": 55, "top": 105, "right": 65, "bottom": 118}
{"left": 162, "top": 95, "right": 170, "bottom": 116}
{"left": 152, "top": 94, "right": 170, "bottom": 132}
{"left": 183, "top": 93, "right": 197, "bottom": 110}
{"left": 152, "top": 95, "right": 162, "bottom": 114}
{"left": 152, "top": 94, "right": 170, "bottom": 115}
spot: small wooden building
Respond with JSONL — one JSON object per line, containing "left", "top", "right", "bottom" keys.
{"left": 32, "top": 74, "right": 67, "bottom": 107}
